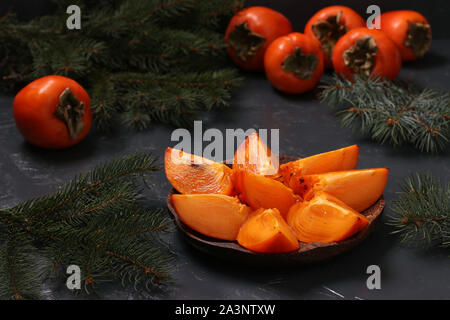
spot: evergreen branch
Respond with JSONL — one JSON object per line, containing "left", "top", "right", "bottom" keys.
{"left": 7, "top": 152, "right": 159, "bottom": 223}
{"left": 0, "top": 0, "right": 241, "bottom": 129}
{"left": 0, "top": 230, "right": 47, "bottom": 300}
{"left": 110, "top": 70, "right": 241, "bottom": 88}
{"left": 319, "top": 75, "right": 450, "bottom": 153}
{"left": 0, "top": 152, "right": 175, "bottom": 298}
{"left": 387, "top": 173, "right": 450, "bottom": 248}
{"left": 145, "top": 0, "right": 196, "bottom": 22}
{"left": 190, "top": 0, "right": 244, "bottom": 29}
{"left": 89, "top": 72, "right": 118, "bottom": 130}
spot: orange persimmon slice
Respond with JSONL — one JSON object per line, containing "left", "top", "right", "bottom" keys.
{"left": 237, "top": 208, "right": 300, "bottom": 253}
{"left": 290, "top": 168, "right": 389, "bottom": 212}
{"left": 165, "top": 147, "right": 234, "bottom": 195}
{"left": 280, "top": 145, "right": 359, "bottom": 188}
{"left": 233, "top": 132, "right": 279, "bottom": 176}
{"left": 171, "top": 194, "right": 251, "bottom": 241}
{"left": 287, "top": 191, "right": 369, "bottom": 243}
{"left": 235, "top": 170, "right": 299, "bottom": 218}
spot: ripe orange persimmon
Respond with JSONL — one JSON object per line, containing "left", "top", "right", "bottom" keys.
{"left": 171, "top": 194, "right": 251, "bottom": 241}
{"left": 233, "top": 132, "right": 279, "bottom": 176}
{"left": 304, "top": 6, "right": 365, "bottom": 68}
{"left": 287, "top": 191, "right": 369, "bottom": 243}
{"left": 237, "top": 208, "right": 299, "bottom": 253}
{"left": 332, "top": 28, "right": 402, "bottom": 81}
{"left": 236, "top": 170, "right": 299, "bottom": 218}
{"left": 290, "top": 168, "right": 389, "bottom": 212}
{"left": 165, "top": 148, "right": 234, "bottom": 195}
{"left": 225, "top": 6, "right": 293, "bottom": 71}
{"left": 280, "top": 145, "right": 359, "bottom": 188}
{"left": 13, "top": 75, "right": 92, "bottom": 149}
{"left": 264, "top": 32, "right": 324, "bottom": 94}
{"left": 380, "top": 10, "right": 432, "bottom": 61}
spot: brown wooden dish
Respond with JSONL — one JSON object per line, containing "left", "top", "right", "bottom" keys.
{"left": 166, "top": 154, "right": 385, "bottom": 266}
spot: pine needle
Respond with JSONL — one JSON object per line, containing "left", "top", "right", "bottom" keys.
{"left": 0, "top": 152, "right": 175, "bottom": 298}
{"left": 319, "top": 74, "right": 450, "bottom": 153}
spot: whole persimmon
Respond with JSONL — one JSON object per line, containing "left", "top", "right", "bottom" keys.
{"left": 13, "top": 75, "right": 92, "bottom": 149}
{"left": 264, "top": 32, "right": 324, "bottom": 94}
{"left": 332, "top": 28, "right": 402, "bottom": 81}
{"left": 225, "top": 6, "right": 292, "bottom": 71}
{"left": 304, "top": 6, "right": 366, "bottom": 68}
{"left": 380, "top": 10, "right": 432, "bottom": 61}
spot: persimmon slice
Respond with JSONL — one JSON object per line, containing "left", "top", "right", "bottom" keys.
{"left": 291, "top": 168, "right": 389, "bottom": 212}
{"left": 171, "top": 194, "right": 251, "bottom": 241}
{"left": 165, "top": 148, "right": 234, "bottom": 195}
{"left": 236, "top": 171, "right": 299, "bottom": 218}
{"left": 233, "top": 132, "right": 279, "bottom": 176}
{"left": 280, "top": 145, "right": 359, "bottom": 187}
{"left": 287, "top": 191, "right": 369, "bottom": 243}
{"left": 237, "top": 208, "right": 300, "bottom": 253}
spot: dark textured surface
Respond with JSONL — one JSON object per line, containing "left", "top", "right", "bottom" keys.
{"left": 1, "top": 0, "right": 450, "bottom": 299}
{"left": 168, "top": 190, "right": 385, "bottom": 267}
{"left": 0, "top": 39, "right": 449, "bottom": 300}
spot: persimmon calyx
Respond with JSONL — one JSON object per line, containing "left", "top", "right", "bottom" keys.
{"left": 343, "top": 35, "right": 378, "bottom": 78}
{"left": 55, "top": 88, "right": 85, "bottom": 140}
{"left": 404, "top": 21, "right": 431, "bottom": 58}
{"left": 227, "top": 22, "right": 266, "bottom": 62}
{"left": 281, "top": 47, "right": 319, "bottom": 80}
{"left": 312, "top": 11, "right": 348, "bottom": 59}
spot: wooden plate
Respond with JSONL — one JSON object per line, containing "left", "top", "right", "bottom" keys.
{"left": 166, "top": 155, "right": 385, "bottom": 266}
{"left": 167, "top": 193, "right": 384, "bottom": 267}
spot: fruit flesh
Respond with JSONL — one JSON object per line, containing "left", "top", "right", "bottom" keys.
{"left": 237, "top": 208, "right": 299, "bottom": 253}
{"left": 280, "top": 145, "right": 359, "bottom": 187}
{"left": 287, "top": 191, "right": 369, "bottom": 243}
{"left": 165, "top": 148, "right": 234, "bottom": 195}
{"left": 380, "top": 10, "right": 431, "bottom": 61}
{"left": 236, "top": 170, "right": 299, "bottom": 218}
{"left": 233, "top": 132, "right": 279, "bottom": 176}
{"left": 225, "top": 6, "right": 293, "bottom": 71}
{"left": 290, "top": 168, "right": 389, "bottom": 212}
{"left": 332, "top": 28, "right": 402, "bottom": 81}
{"left": 171, "top": 194, "right": 251, "bottom": 241}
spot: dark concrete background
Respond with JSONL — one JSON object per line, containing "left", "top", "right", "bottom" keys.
{"left": 0, "top": 1, "right": 449, "bottom": 300}
{"left": 1, "top": 0, "right": 450, "bottom": 38}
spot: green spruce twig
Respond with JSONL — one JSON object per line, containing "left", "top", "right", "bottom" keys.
{"left": 0, "top": 152, "right": 175, "bottom": 299}
{"left": 0, "top": 0, "right": 244, "bottom": 130}
{"left": 319, "top": 74, "right": 450, "bottom": 153}
{"left": 387, "top": 173, "right": 450, "bottom": 249}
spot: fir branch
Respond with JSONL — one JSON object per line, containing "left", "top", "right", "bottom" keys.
{"left": 89, "top": 72, "right": 118, "bottom": 131}
{"left": 28, "top": 37, "right": 107, "bottom": 79}
{"left": 8, "top": 151, "right": 159, "bottom": 223}
{"left": 0, "top": 152, "right": 176, "bottom": 298}
{"left": 0, "top": 0, "right": 242, "bottom": 129}
{"left": 387, "top": 173, "right": 450, "bottom": 248}
{"left": 319, "top": 75, "right": 450, "bottom": 153}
